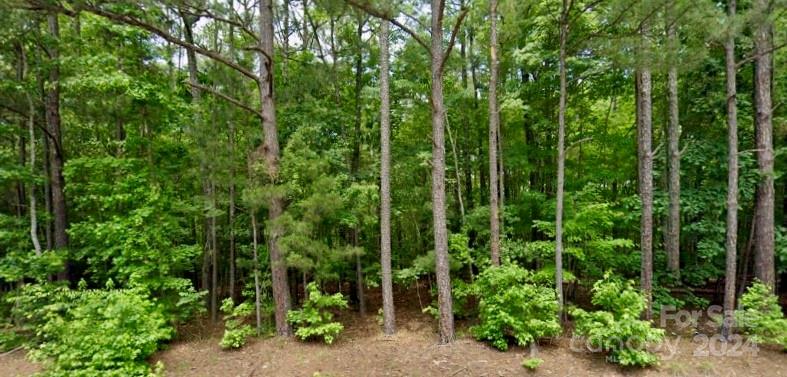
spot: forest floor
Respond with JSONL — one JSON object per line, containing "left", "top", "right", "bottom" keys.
{"left": 2, "top": 290, "right": 786, "bottom": 377}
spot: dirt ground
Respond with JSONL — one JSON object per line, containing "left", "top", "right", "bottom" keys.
{"left": 2, "top": 295, "right": 785, "bottom": 377}
{"left": 149, "top": 308, "right": 786, "bottom": 377}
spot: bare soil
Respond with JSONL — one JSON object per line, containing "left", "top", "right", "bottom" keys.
{"left": 150, "top": 307, "right": 786, "bottom": 377}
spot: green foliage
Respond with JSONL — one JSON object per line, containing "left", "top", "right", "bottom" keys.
{"left": 471, "top": 265, "right": 561, "bottom": 351}
{"left": 521, "top": 357, "right": 543, "bottom": 371}
{"left": 17, "top": 284, "right": 172, "bottom": 377}
{"left": 571, "top": 274, "right": 665, "bottom": 367}
{"left": 735, "top": 281, "right": 787, "bottom": 350}
{"left": 287, "top": 282, "right": 348, "bottom": 344}
{"left": 66, "top": 157, "right": 202, "bottom": 313}
{"left": 219, "top": 298, "right": 256, "bottom": 349}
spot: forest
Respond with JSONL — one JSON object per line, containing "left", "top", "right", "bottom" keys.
{"left": 0, "top": 0, "right": 785, "bottom": 376}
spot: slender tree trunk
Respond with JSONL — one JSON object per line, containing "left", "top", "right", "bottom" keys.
{"left": 379, "top": 20, "right": 396, "bottom": 335}
{"left": 721, "top": 0, "right": 738, "bottom": 339}
{"left": 45, "top": 13, "right": 68, "bottom": 273}
{"left": 445, "top": 116, "right": 465, "bottom": 223}
{"left": 752, "top": 0, "right": 775, "bottom": 290}
{"left": 497, "top": 120, "right": 505, "bottom": 229}
{"left": 665, "top": 6, "right": 681, "bottom": 278}
{"left": 251, "top": 212, "right": 263, "bottom": 336}
{"left": 43, "top": 126, "right": 52, "bottom": 251}
{"left": 637, "top": 18, "right": 654, "bottom": 319}
{"left": 25, "top": 69, "right": 42, "bottom": 255}
{"left": 228, "top": 127, "right": 236, "bottom": 301}
{"left": 488, "top": 0, "right": 501, "bottom": 267}
{"left": 210, "top": 183, "right": 218, "bottom": 322}
{"left": 555, "top": 0, "right": 571, "bottom": 319}
{"left": 259, "top": 0, "right": 292, "bottom": 336}
{"left": 182, "top": 12, "right": 215, "bottom": 316}
{"left": 431, "top": 0, "right": 454, "bottom": 344}
{"left": 352, "top": 15, "right": 366, "bottom": 316}
{"left": 227, "top": 5, "right": 237, "bottom": 303}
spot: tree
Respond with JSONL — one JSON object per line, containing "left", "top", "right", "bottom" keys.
{"left": 258, "top": 0, "right": 292, "bottom": 335}
{"left": 347, "top": 0, "right": 467, "bottom": 343}
{"left": 664, "top": 1, "right": 681, "bottom": 278}
{"left": 637, "top": 12, "right": 654, "bottom": 320}
{"left": 429, "top": 0, "right": 463, "bottom": 343}
{"left": 721, "top": 0, "right": 738, "bottom": 340}
{"left": 752, "top": 0, "right": 775, "bottom": 290}
{"left": 378, "top": 18, "right": 396, "bottom": 336}
{"left": 488, "top": 0, "right": 501, "bottom": 267}
{"left": 555, "top": 0, "right": 571, "bottom": 319}
{"left": 44, "top": 12, "right": 68, "bottom": 276}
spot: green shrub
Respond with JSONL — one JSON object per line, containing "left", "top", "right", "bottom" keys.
{"left": 471, "top": 265, "right": 561, "bottom": 351}
{"left": 219, "top": 298, "right": 256, "bottom": 349}
{"left": 521, "top": 357, "right": 543, "bottom": 371}
{"left": 287, "top": 282, "right": 347, "bottom": 344}
{"left": 571, "top": 273, "right": 665, "bottom": 367}
{"left": 25, "top": 285, "right": 173, "bottom": 376}
{"left": 735, "top": 280, "right": 787, "bottom": 350}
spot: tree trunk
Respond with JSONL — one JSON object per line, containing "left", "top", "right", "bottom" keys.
{"left": 45, "top": 13, "right": 68, "bottom": 272}
{"left": 210, "top": 182, "right": 218, "bottom": 322}
{"left": 752, "top": 0, "right": 775, "bottom": 290}
{"left": 24, "top": 56, "right": 42, "bottom": 255}
{"left": 352, "top": 15, "right": 366, "bottom": 316}
{"left": 637, "top": 19, "right": 654, "bottom": 319}
{"left": 721, "top": 0, "right": 738, "bottom": 340}
{"left": 259, "top": 0, "right": 292, "bottom": 336}
{"left": 445, "top": 116, "right": 465, "bottom": 223}
{"left": 431, "top": 0, "right": 454, "bottom": 344}
{"left": 251, "top": 212, "right": 263, "bottom": 336}
{"left": 665, "top": 6, "right": 681, "bottom": 278}
{"left": 379, "top": 20, "right": 396, "bottom": 335}
{"left": 488, "top": 0, "right": 501, "bottom": 267}
{"left": 555, "top": 0, "right": 571, "bottom": 318}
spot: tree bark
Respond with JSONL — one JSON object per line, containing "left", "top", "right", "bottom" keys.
{"left": 488, "top": 0, "right": 501, "bottom": 267}
{"left": 637, "top": 18, "right": 654, "bottom": 320}
{"left": 721, "top": 0, "right": 738, "bottom": 340}
{"left": 45, "top": 13, "right": 68, "bottom": 268}
{"left": 23, "top": 47, "right": 42, "bottom": 255}
{"left": 555, "top": 0, "right": 571, "bottom": 318}
{"left": 752, "top": 0, "right": 775, "bottom": 290}
{"left": 352, "top": 15, "right": 366, "bottom": 316}
{"left": 259, "top": 0, "right": 292, "bottom": 336}
{"left": 665, "top": 5, "right": 681, "bottom": 278}
{"left": 379, "top": 20, "right": 396, "bottom": 335}
{"left": 251, "top": 212, "right": 263, "bottom": 335}
{"left": 431, "top": 0, "right": 454, "bottom": 344}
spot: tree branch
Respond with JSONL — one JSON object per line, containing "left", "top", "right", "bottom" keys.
{"left": 439, "top": 6, "right": 469, "bottom": 74}
{"left": 345, "top": 0, "right": 431, "bottom": 53}
{"left": 736, "top": 40, "right": 787, "bottom": 69}
{"left": 31, "top": 1, "right": 262, "bottom": 83}
{"left": 186, "top": 81, "right": 263, "bottom": 120}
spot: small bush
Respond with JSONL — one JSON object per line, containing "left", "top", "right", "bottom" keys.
{"left": 735, "top": 280, "right": 787, "bottom": 350}
{"left": 219, "top": 298, "right": 256, "bottom": 349}
{"left": 571, "top": 273, "right": 665, "bottom": 367}
{"left": 287, "top": 282, "right": 347, "bottom": 344}
{"left": 24, "top": 285, "right": 173, "bottom": 376}
{"left": 471, "top": 265, "right": 561, "bottom": 351}
{"left": 521, "top": 357, "right": 543, "bottom": 371}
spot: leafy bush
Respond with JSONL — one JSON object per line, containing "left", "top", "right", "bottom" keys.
{"left": 21, "top": 284, "right": 172, "bottom": 376}
{"left": 571, "top": 274, "right": 665, "bottom": 367}
{"left": 735, "top": 281, "right": 787, "bottom": 350}
{"left": 471, "top": 265, "right": 561, "bottom": 351}
{"left": 521, "top": 357, "right": 543, "bottom": 371}
{"left": 219, "top": 298, "right": 256, "bottom": 349}
{"left": 287, "top": 282, "right": 348, "bottom": 344}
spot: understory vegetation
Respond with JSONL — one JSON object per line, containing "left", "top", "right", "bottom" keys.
{"left": 0, "top": 0, "right": 784, "bottom": 375}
